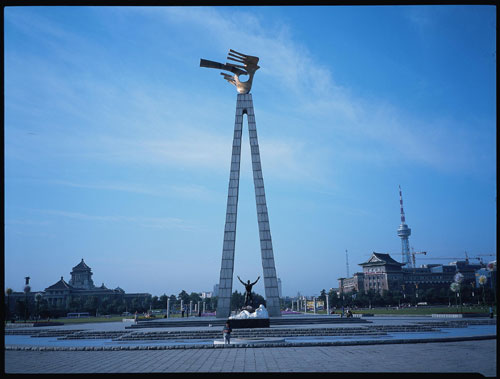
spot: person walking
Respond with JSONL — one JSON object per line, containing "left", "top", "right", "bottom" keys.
{"left": 223, "top": 321, "right": 232, "bottom": 344}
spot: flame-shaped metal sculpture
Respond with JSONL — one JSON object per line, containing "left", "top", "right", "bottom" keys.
{"left": 200, "top": 49, "right": 260, "bottom": 94}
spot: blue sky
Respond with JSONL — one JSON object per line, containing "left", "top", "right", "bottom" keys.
{"left": 4, "top": 6, "right": 496, "bottom": 298}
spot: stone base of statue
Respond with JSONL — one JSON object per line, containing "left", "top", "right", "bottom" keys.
{"left": 228, "top": 318, "right": 270, "bottom": 329}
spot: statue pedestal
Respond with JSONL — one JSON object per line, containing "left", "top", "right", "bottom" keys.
{"left": 228, "top": 318, "right": 270, "bottom": 329}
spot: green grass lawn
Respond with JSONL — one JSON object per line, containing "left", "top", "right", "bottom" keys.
{"left": 303, "top": 305, "right": 495, "bottom": 316}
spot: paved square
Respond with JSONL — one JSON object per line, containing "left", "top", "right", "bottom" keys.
{"left": 4, "top": 340, "right": 496, "bottom": 375}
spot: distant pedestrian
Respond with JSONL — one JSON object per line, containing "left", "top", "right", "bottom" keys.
{"left": 182, "top": 308, "right": 185, "bottom": 318}
{"left": 223, "top": 322, "right": 232, "bottom": 344}
{"left": 134, "top": 311, "right": 138, "bottom": 323}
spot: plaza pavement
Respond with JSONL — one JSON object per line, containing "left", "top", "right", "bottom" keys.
{"left": 3, "top": 315, "right": 497, "bottom": 375}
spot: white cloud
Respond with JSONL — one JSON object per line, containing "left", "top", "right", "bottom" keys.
{"left": 31, "top": 209, "right": 194, "bottom": 231}
{"left": 5, "top": 6, "right": 493, "bottom": 189}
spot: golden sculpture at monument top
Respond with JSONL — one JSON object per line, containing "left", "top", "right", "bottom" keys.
{"left": 200, "top": 49, "right": 260, "bottom": 94}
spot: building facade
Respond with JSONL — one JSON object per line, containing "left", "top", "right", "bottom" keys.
{"left": 338, "top": 252, "right": 489, "bottom": 296}
{"left": 6, "top": 259, "right": 151, "bottom": 317}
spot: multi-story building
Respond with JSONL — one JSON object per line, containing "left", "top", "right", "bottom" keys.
{"left": 338, "top": 252, "right": 489, "bottom": 295}
{"left": 338, "top": 273, "right": 365, "bottom": 294}
{"left": 359, "top": 252, "right": 404, "bottom": 293}
{"left": 201, "top": 291, "right": 213, "bottom": 299}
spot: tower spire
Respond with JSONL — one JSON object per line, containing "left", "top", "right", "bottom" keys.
{"left": 399, "top": 185, "right": 406, "bottom": 224}
{"left": 397, "top": 185, "right": 412, "bottom": 268}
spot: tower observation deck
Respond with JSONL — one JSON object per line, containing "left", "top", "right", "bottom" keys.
{"left": 397, "top": 185, "right": 412, "bottom": 268}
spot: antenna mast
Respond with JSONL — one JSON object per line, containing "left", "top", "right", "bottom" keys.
{"left": 346, "top": 249, "right": 350, "bottom": 277}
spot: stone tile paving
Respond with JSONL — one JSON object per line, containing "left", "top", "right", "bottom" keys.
{"left": 5, "top": 340, "right": 495, "bottom": 375}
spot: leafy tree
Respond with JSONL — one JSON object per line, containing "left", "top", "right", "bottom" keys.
{"left": 131, "top": 298, "right": 140, "bottom": 312}
{"left": 38, "top": 299, "right": 50, "bottom": 319}
{"left": 84, "top": 296, "right": 99, "bottom": 314}
{"left": 319, "top": 289, "right": 327, "bottom": 304}
{"left": 15, "top": 299, "right": 26, "bottom": 320}
{"left": 252, "top": 292, "right": 266, "bottom": 308}
{"left": 208, "top": 296, "right": 217, "bottom": 311}
{"left": 189, "top": 292, "right": 201, "bottom": 304}
{"left": 68, "top": 296, "right": 81, "bottom": 312}
{"left": 231, "top": 291, "right": 245, "bottom": 310}
{"left": 328, "top": 288, "right": 340, "bottom": 308}
{"left": 6, "top": 288, "right": 13, "bottom": 319}
{"left": 159, "top": 294, "right": 169, "bottom": 308}
{"left": 178, "top": 290, "right": 190, "bottom": 303}
{"left": 151, "top": 296, "right": 160, "bottom": 309}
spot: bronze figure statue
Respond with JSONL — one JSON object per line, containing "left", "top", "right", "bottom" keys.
{"left": 200, "top": 49, "right": 260, "bottom": 94}
{"left": 237, "top": 275, "right": 260, "bottom": 307}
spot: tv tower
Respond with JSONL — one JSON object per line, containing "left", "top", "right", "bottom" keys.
{"left": 397, "top": 185, "right": 412, "bottom": 268}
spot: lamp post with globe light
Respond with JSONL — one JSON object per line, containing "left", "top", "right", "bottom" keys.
{"left": 450, "top": 282, "right": 460, "bottom": 312}
{"left": 479, "top": 275, "right": 487, "bottom": 306}
{"left": 454, "top": 272, "right": 464, "bottom": 313}
{"left": 486, "top": 261, "right": 496, "bottom": 315}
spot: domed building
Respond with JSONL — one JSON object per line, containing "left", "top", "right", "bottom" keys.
{"left": 5, "top": 259, "right": 151, "bottom": 317}
{"left": 68, "top": 259, "right": 95, "bottom": 290}
{"left": 42, "top": 259, "right": 150, "bottom": 310}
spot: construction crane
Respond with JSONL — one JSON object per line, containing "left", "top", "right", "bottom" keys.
{"left": 410, "top": 248, "right": 427, "bottom": 267}
{"left": 417, "top": 253, "right": 494, "bottom": 265}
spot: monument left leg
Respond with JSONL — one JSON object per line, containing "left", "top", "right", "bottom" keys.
{"left": 215, "top": 103, "right": 244, "bottom": 318}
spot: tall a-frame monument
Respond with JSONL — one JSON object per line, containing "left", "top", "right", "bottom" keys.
{"left": 200, "top": 49, "right": 281, "bottom": 318}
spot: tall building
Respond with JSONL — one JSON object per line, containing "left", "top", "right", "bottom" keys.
{"left": 397, "top": 185, "right": 412, "bottom": 268}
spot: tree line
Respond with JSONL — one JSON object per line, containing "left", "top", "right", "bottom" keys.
{"left": 305, "top": 283, "right": 497, "bottom": 310}
{"left": 4, "top": 289, "right": 266, "bottom": 320}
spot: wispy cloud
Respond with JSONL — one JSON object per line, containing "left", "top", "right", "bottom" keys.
{"left": 145, "top": 6, "right": 493, "bottom": 175}
{"left": 45, "top": 179, "right": 221, "bottom": 202}
{"left": 5, "top": 6, "right": 493, "bottom": 190}
{"left": 49, "top": 180, "right": 161, "bottom": 196}
{"left": 31, "top": 209, "right": 194, "bottom": 231}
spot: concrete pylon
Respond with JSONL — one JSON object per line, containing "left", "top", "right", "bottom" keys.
{"left": 216, "top": 93, "right": 281, "bottom": 318}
